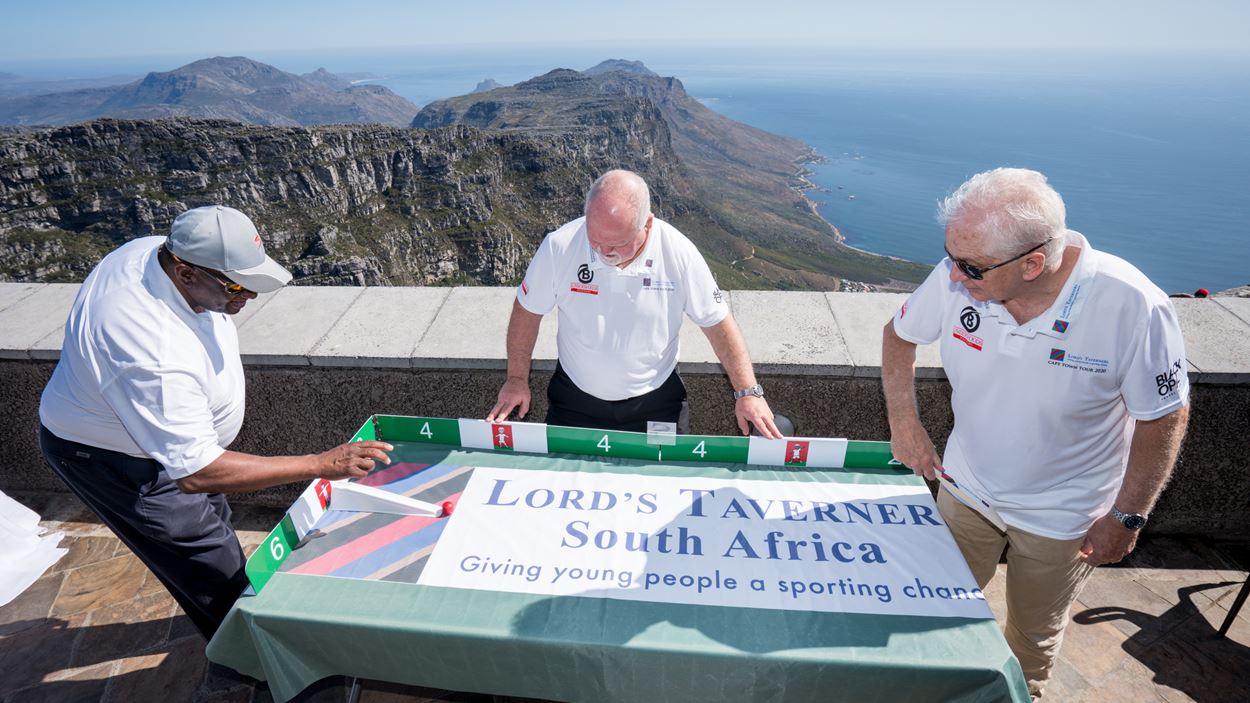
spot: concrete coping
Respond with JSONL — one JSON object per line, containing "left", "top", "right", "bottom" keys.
{"left": 1, "top": 282, "right": 1247, "bottom": 384}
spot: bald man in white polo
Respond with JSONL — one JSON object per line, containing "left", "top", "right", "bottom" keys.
{"left": 488, "top": 169, "right": 780, "bottom": 439}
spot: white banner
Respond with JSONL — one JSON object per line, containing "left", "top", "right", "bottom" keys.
{"left": 419, "top": 467, "right": 991, "bottom": 619}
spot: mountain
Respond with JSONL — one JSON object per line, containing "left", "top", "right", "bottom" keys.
{"left": 583, "top": 60, "right": 658, "bottom": 77}
{"left": 0, "top": 57, "right": 418, "bottom": 128}
{"left": 0, "top": 110, "right": 734, "bottom": 286}
{"left": 413, "top": 61, "right": 928, "bottom": 288}
{"left": 471, "top": 79, "right": 503, "bottom": 94}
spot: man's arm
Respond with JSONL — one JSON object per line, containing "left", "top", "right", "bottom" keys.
{"left": 176, "top": 441, "right": 393, "bottom": 494}
{"left": 882, "top": 320, "right": 943, "bottom": 480}
{"left": 486, "top": 299, "right": 544, "bottom": 422}
{"left": 701, "top": 315, "right": 781, "bottom": 439}
{"left": 1080, "top": 405, "right": 1189, "bottom": 566}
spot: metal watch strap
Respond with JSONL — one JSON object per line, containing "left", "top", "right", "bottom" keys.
{"left": 1111, "top": 505, "right": 1148, "bottom": 530}
{"left": 733, "top": 384, "right": 764, "bottom": 400}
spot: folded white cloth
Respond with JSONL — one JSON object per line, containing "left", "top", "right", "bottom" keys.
{"left": 0, "top": 490, "right": 67, "bottom": 606}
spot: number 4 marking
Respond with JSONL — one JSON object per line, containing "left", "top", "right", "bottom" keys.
{"left": 420, "top": 422, "right": 434, "bottom": 439}
{"left": 692, "top": 441, "right": 707, "bottom": 458}
{"left": 598, "top": 435, "right": 612, "bottom": 453}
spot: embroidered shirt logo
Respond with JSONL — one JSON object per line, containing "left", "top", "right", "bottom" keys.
{"left": 1050, "top": 348, "right": 1067, "bottom": 361}
{"left": 1052, "top": 319, "right": 1069, "bottom": 333}
{"left": 577, "top": 264, "right": 594, "bottom": 284}
{"left": 959, "top": 306, "right": 981, "bottom": 333}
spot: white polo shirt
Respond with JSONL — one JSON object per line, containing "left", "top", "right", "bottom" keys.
{"left": 893, "top": 231, "right": 1188, "bottom": 539}
{"left": 517, "top": 216, "right": 728, "bottom": 400}
{"left": 40, "top": 237, "right": 246, "bottom": 479}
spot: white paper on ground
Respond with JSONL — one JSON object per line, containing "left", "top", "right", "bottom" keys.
{"left": 0, "top": 490, "right": 67, "bottom": 606}
{"left": 330, "top": 480, "right": 443, "bottom": 517}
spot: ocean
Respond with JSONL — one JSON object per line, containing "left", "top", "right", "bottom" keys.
{"left": 7, "top": 47, "right": 1248, "bottom": 293}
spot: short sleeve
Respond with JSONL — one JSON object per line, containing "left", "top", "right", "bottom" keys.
{"left": 517, "top": 236, "right": 556, "bottom": 315}
{"left": 1120, "top": 299, "right": 1189, "bottom": 420}
{"left": 682, "top": 246, "right": 729, "bottom": 328}
{"left": 892, "top": 261, "right": 951, "bottom": 345}
{"left": 98, "top": 365, "right": 226, "bottom": 479}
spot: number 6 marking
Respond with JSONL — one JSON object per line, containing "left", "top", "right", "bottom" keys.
{"left": 269, "top": 536, "right": 285, "bottom": 561}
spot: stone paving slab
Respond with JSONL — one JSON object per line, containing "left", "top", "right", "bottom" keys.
{"left": 824, "top": 292, "right": 945, "bottom": 377}
{"left": 0, "top": 284, "right": 80, "bottom": 360}
{"left": 729, "top": 290, "right": 852, "bottom": 374}
{"left": 1171, "top": 299, "right": 1250, "bottom": 383}
{"left": 1213, "top": 296, "right": 1250, "bottom": 329}
{"left": 412, "top": 288, "right": 560, "bottom": 370}
{"left": 230, "top": 289, "right": 284, "bottom": 330}
{"left": 236, "top": 287, "right": 367, "bottom": 365}
{"left": 0, "top": 282, "right": 45, "bottom": 313}
{"left": 310, "top": 287, "right": 450, "bottom": 368}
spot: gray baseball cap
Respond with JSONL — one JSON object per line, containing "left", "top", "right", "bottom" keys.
{"left": 167, "top": 205, "right": 292, "bottom": 293}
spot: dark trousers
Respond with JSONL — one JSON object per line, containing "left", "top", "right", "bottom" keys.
{"left": 546, "top": 362, "right": 689, "bottom": 433}
{"left": 38, "top": 426, "right": 248, "bottom": 640}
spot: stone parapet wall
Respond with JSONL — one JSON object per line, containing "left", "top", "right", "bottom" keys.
{"left": 2, "top": 283, "right": 1247, "bottom": 536}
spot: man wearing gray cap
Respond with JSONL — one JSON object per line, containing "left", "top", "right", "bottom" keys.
{"left": 38, "top": 205, "right": 392, "bottom": 639}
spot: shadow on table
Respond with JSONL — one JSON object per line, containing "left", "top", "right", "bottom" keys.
{"left": 1073, "top": 582, "right": 1250, "bottom": 703}
{"left": 510, "top": 484, "right": 990, "bottom": 653}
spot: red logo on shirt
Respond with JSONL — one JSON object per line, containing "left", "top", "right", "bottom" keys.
{"left": 570, "top": 283, "right": 599, "bottom": 295}
{"left": 314, "top": 479, "right": 332, "bottom": 509}
{"left": 900, "top": 302, "right": 908, "bottom": 318}
{"left": 952, "top": 328, "right": 984, "bottom": 351}
{"left": 492, "top": 424, "right": 514, "bottom": 451}
{"left": 785, "top": 441, "right": 809, "bottom": 466}
{"left": 520, "top": 280, "right": 528, "bottom": 295}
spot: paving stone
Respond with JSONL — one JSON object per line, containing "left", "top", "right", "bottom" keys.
{"left": 104, "top": 635, "right": 207, "bottom": 702}
{"left": 71, "top": 592, "right": 177, "bottom": 666}
{"left": 413, "top": 288, "right": 558, "bottom": 369}
{"left": 0, "top": 281, "right": 45, "bottom": 313}
{"left": 229, "top": 289, "right": 282, "bottom": 330}
{"left": 1062, "top": 599, "right": 1133, "bottom": 683}
{"left": 729, "top": 290, "right": 851, "bottom": 373}
{"left": 1038, "top": 656, "right": 1093, "bottom": 703}
{"left": 310, "top": 287, "right": 450, "bottom": 368}
{"left": 1132, "top": 606, "right": 1250, "bottom": 703}
{"left": 1075, "top": 574, "right": 1212, "bottom": 648}
{"left": 0, "top": 614, "right": 86, "bottom": 697}
{"left": 51, "top": 554, "right": 147, "bottom": 618}
{"left": 1073, "top": 653, "right": 1180, "bottom": 703}
{"left": 1213, "top": 296, "right": 1250, "bottom": 328}
{"left": 826, "top": 292, "right": 945, "bottom": 378}
{"left": 0, "top": 571, "right": 63, "bottom": 636}
{"left": 0, "top": 284, "right": 80, "bottom": 360}
{"left": 237, "top": 287, "right": 366, "bottom": 365}
{"left": 1172, "top": 299, "right": 1250, "bottom": 383}
{"left": 8, "top": 660, "right": 113, "bottom": 703}
{"left": 47, "top": 535, "right": 117, "bottom": 574}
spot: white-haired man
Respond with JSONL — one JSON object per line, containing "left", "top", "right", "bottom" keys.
{"left": 882, "top": 168, "right": 1188, "bottom": 699}
{"left": 488, "top": 169, "right": 780, "bottom": 438}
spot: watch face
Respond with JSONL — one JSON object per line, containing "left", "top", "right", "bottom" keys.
{"left": 1123, "top": 514, "right": 1147, "bottom": 530}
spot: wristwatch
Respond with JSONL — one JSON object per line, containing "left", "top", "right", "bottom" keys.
{"left": 733, "top": 384, "right": 765, "bottom": 400}
{"left": 1111, "top": 505, "right": 1148, "bottom": 531}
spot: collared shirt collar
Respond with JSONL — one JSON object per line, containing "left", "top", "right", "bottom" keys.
{"left": 985, "top": 230, "right": 1096, "bottom": 340}
{"left": 583, "top": 220, "right": 659, "bottom": 277}
{"left": 143, "top": 239, "right": 206, "bottom": 324}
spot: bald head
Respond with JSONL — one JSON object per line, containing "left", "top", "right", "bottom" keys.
{"left": 584, "top": 169, "right": 651, "bottom": 231}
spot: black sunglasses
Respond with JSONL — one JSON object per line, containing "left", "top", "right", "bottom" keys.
{"left": 164, "top": 246, "right": 253, "bottom": 296}
{"left": 944, "top": 238, "right": 1053, "bottom": 281}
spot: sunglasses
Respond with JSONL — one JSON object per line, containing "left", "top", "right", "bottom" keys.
{"left": 944, "top": 238, "right": 1053, "bottom": 281}
{"left": 165, "top": 247, "right": 253, "bottom": 296}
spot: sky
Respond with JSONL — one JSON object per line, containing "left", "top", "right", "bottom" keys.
{"left": 2, "top": 0, "right": 1248, "bottom": 65}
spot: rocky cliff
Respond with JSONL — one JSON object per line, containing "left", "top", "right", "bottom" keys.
{"left": 0, "top": 111, "right": 739, "bottom": 286}
{"left": 415, "top": 64, "right": 929, "bottom": 288}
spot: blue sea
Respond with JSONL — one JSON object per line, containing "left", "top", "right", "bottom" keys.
{"left": 7, "top": 47, "right": 1248, "bottom": 293}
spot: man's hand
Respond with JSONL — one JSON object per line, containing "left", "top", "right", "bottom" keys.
{"left": 890, "top": 418, "right": 943, "bottom": 481}
{"left": 736, "top": 396, "right": 781, "bottom": 439}
{"left": 487, "top": 377, "right": 531, "bottom": 423}
{"left": 1079, "top": 514, "right": 1138, "bottom": 567}
{"left": 315, "top": 440, "right": 393, "bottom": 480}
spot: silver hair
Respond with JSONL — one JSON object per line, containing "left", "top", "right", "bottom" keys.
{"left": 584, "top": 169, "right": 651, "bottom": 231}
{"left": 937, "top": 168, "right": 1066, "bottom": 266}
